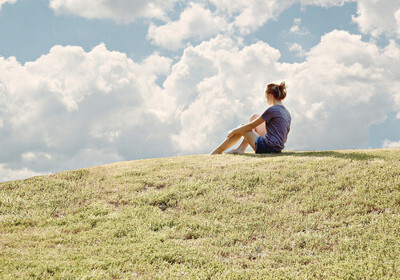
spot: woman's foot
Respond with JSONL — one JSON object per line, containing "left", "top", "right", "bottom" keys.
{"left": 226, "top": 148, "right": 244, "bottom": 154}
{"left": 209, "top": 149, "right": 223, "bottom": 155}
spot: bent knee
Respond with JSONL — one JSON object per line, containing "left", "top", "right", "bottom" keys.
{"left": 250, "top": 113, "right": 260, "bottom": 121}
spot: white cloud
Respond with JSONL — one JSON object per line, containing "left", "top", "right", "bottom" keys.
{"left": 0, "top": 164, "right": 43, "bottom": 182}
{"left": 0, "top": 0, "right": 16, "bottom": 10}
{"left": 209, "top": 0, "right": 295, "bottom": 34}
{"left": 165, "top": 36, "right": 282, "bottom": 153}
{"left": 352, "top": 0, "right": 400, "bottom": 38}
{"left": 0, "top": 43, "right": 174, "bottom": 181}
{"left": 207, "top": 0, "right": 400, "bottom": 38}
{"left": 207, "top": 0, "right": 400, "bottom": 37}
{"left": 382, "top": 139, "right": 400, "bottom": 149}
{"left": 395, "top": 9, "right": 400, "bottom": 37}
{"left": 147, "top": 3, "right": 228, "bottom": 50}
{"left": 288, "top": 42, "right": 306, "bottom": 57}
{"left": 380, "top": 40, "right": 400, "bottom": 118}
{"left": 22, "top": 152, "right": 52, "bottom": 162}
{"left": 283, "top": 30, "right": 400, "bottom": 150}
{"left": 160, "top": 30, "right": 400, "bottom": 154}
{"left": 290, "top": 18, "right": 309, "bottom": 36}
{"left": 49, "top": 0, "right": 178, "bottom": 23}
{"left": 4, "top": 0, "right": 400, "bottom": 182}
{"left": 299, "top": 0, "right": 347, "bottom": 7}
{"left": 207, "top": 0, "right": 348, "bottom": 34}
{"left": 46, "top": 0, "right": 400, "bottom": 40}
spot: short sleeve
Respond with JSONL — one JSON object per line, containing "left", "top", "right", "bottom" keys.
{"left": 261, "top": 107, "right": 276, "bottom": 123}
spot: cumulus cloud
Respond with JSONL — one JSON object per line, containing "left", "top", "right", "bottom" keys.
{"left": 290, "top": 18, "right": 309, "bottom": 36}
{"left": 207, "top": 0, "right": 348, "bottom": 34}
{"left": 160, "top": 30, "right": 400, "bottom": 154}
{"left": 0, "top": 44, "right": 174, "bottom": 181}
{"left": 147, "top": 3, "right": 228, "bottom": 50}
{"left": 207, "top": 0, "right": 400, "bottom": 38}
{"left": 0, "top": 164, "right": 43, "bottom": 182}
{"left": 382, "top": 139, "right": 400, "bottom": 148}
{"left": 45, "top": 0, "right": 316, "bottom": 36}
{"left": 49, "top": 0, "right": 178, "bottom": 23}
{"left": 2, "top": 32, "right": 400, "bottom": 182}
{"left": 166, "top": 36, "right": 281, "bottom": 152}
{"left": 4, "top": 0, "right": 400, "bottom": 182}
{"left": 209, "top": 0, "right": 294, "bottom": 34}
{"left": 352, "top": 0, "right": 400, "bottom": 38}
{"left": 47, "top": 0, "right": 400, "bottom": 41}
{"left": 0, "top": 0, "right": 16, "bottom": 10}
{"left": 288, "top": 42, "right": 306, "bottom": 57}
{"left": 299, "top": 0, "right": 347, "bottom": 7}
{"left": 396, "top": 9, "right": 400, "bottom": 36}
{"left": 282, "top": 31, "right": 389, "bottom": 150}
{"left": 207, "top": 0, "right": 400, "bottom": 37}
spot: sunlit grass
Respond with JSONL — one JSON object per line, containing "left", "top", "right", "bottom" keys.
{"left": 1, "top": 149, "right": 400, "bottom": 279}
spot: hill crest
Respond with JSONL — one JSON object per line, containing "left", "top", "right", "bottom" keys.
{"left": 1, "top": 149, "right": 400, "bottom": 279}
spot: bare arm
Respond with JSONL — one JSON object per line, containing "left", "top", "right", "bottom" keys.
{"left": 227, "top": 116, "right": 265, "bottom": 138}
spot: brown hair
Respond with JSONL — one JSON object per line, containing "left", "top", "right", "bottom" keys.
{"left": 266, "top": 82, "right": 287, "bottom": 100}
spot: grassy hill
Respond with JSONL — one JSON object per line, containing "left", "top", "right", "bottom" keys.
{"left": 1, "top": 149, "right": 400, "bottom": 279}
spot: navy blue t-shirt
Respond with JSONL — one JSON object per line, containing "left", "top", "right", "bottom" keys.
{"left": 260, "top": 105, "right": 291, "bottom": 151}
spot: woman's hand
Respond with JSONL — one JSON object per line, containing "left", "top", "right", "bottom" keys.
{"left": 227, "top": 126, "right": 242, "bottom": 139}
{"left": 227, "top": 129, "right": 235, "bottom": 139}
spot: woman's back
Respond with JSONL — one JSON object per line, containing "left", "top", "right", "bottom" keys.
{"left": 261, "top": 105, "right": 291, "bottom": 151}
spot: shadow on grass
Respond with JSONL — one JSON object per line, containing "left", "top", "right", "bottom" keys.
{"left": 236, "top": 150, "right": 380, "bottom": 161}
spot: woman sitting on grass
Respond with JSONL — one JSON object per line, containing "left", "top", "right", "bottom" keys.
{"left": 210, "top": 82, "right": 291, "bottom": 155}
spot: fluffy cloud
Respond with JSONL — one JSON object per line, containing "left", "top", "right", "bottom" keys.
{"left": 162, "top": 31, "right": 400, "bottom": 154}
{"left": 283, "top": 30, "right": 400, "bottom": 150}
{"left": 3, "top": 32, "right": 400, "bottom": 182}
{"left": 288, "top": 43, "right": 306, "bottom": 57}
{"left": 49, "top": 0, "right": 178, "bottom": 23}
{"left": 290, "top": 18, "right": 309, "bottom": 36}
{"left": 396, "top": 9, "right": 400, "bottom": 36}
{"left": 0, "top": 164, "right": 42, "bottom": 182}
{"left": 352, "top": 0, "right": 400, "bottom": 38}
{"left": 209, "top": 0, "right": 294, "bottom": 34}
{"left": 0, "top": 0, "right": 16, "bottom": 10}
{"left": 0, "top": 44, "right": 174, "bottom": 181}
{"left": 299, "top": 0, "right": 347, "bottom": 6}
{"left": 166, "top": 36, "right": 281, "bottom": 152}
{"left": 4, "top": 0, "right": 400, "bottom": 182}
{"left": 148, "top": 3, "right": 228, "bottom": 50}
{"left": 382, "top": 139, "right": 400, "bottom": 148}
{"left": 48, "top": 0, "right": 400, "bottom": 40}
{"left": 207, "top": 0, "right": 347, "bottom": 34}
{"left": 147, "top": 0, "right": 400, "bottom": 49}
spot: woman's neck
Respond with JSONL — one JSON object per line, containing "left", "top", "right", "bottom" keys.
{"left": 269, "top": 100, "right": 283, "bottom": 106}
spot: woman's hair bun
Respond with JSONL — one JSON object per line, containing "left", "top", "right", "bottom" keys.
{"left": 277, "top": 82, "right": 287, "bottom": 100}
{"left": 267, "top": 81, "right": 287, "bottom": 100}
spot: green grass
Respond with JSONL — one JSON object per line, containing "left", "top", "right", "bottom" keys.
{"left": 1, "top": 149, "right": 400, "bottom": 279}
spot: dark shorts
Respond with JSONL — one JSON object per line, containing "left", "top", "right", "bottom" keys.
{"left": 255, "top": 136, "right": 281, "bottom": 154}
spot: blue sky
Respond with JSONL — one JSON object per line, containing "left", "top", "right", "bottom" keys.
{"left": 1, "top": 0, "right": 400, "bottom": 181}
{"left": 0, "top": 1, "right": 360, "bottom": 63}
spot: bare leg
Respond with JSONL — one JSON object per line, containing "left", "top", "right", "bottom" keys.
{"left": 226, "top": 114, "right": 266, "bottom": 154}
{"left": 242, "top": 130, "right": 261, "bottom": 151}
{"left": 210, "top": 134, "right": 242, "bottom": 155}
